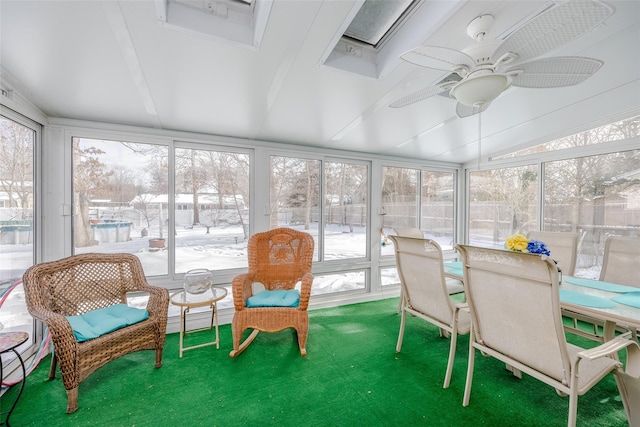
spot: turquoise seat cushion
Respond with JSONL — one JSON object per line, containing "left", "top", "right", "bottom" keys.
{"left": 66, "top": 304, "right": 149, "bottom": 342}
{"left": 246, "top": 290, "right": 300, "bottom": 308}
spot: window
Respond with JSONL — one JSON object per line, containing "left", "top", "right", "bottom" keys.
{"left": 0, "top": 112, "right": 38, "bottom": 363}
{"left": 468, "top": 165, "right": 538, "bottom": 248}
{"left": 421, "top": 170, "right": 455, "bottom": 250}
{"left": 323, "top": 161, "right": 368, "bottom": 260}
{"left": 174, "top": 147, "right": 250, "bottom": 274}
{"left": 544, "top": 149, "right": 640, "bottom": 278}
{"left": 270, "top": 156, "right": 321, "bottom": 260}
{"left": 381, "top": 166, "right": 456, "bottom": 256}
{"left": 381, "top": 166, "right": 419, "bottom": 257}
{"left": 313, "top": 271, "right": 366, "bottom": 295}
{"left": 73, "top": 138, "right": 169, "bottom": 275}
{"left": 494, "top": 115, "right": 639, "bottom": 159}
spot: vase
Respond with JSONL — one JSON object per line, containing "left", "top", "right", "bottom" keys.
{"left": 183, "top": 269, "right": 213, "bottom": 294}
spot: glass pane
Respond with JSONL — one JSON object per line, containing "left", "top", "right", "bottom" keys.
{"left": 324, "top": 162, "right": 368, "bottom": 260}
{"left": 495, "top": 115, "right": 639, "bottom": 159}
{"left": 73, "top": 138, "right": 169, "bottom": 275}
{"left": 270, "top": 156, "right": 320, "bottom": 260}
{"left": 344, "top": 0, "right": 415, "bottom": 46}
{"left": 174, "top": 148, "right": 250, "bottom": 273}
{"left": 468, "top": 165, "right": 538, "bottom": 248}
{"left": 313, "top": 271, "right": 366, "bottom": 295}
{"left": 544, "top": 148, "right": 640, "bottom": 278}
{"left": 421, "top": 171, "right": 455, "bottom": 250}
{"left": 381, "top": 166, "right": 418, "bottom": 256}
{"left": 0, "top": 115, "right": 35, "bottom": 350}
{"left": 380, "top": 267, "right": 400, "bottom": 287}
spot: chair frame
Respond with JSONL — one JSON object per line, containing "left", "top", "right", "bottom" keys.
{"left": 526, "top": 231, "right": 579, "bottom": 276}
{"left": 390, "top": 235, "right": 470, "bottom": 388}
{"left": 229, "top": 227, "right": 314, "bottom": 358}
{"left": 525, "top": 231, "right": 597, "bottom": 339}
{"left": 457, "top": 244, "right": 640, "bottom": 427}
{"left": 22, "top": 253, "right": 169, "bottom": 413}
{"left": 600, "top": 236, "right": 640, "bottom": 287}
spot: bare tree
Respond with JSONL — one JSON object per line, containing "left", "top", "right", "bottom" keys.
{"left": 72, "top": 139, "right": 113, "bottom": 247}
{"left": 0, "top": 118, "right": 33, "bottom": 217}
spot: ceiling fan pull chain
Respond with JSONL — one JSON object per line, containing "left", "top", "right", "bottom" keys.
{"left": 477, "top": 108, "right": 482, "bottom": 171}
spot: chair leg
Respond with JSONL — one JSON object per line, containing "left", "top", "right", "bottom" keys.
{"left": 443, "top": 327, "right": 457, "bottom": 389}
{"left": 505, "top": 363, "right": 522, "bottom": 379}
{"left": 395, "top": 309, "right": 406, "bottom": 352}
{"left": 66, "top": 387, "right": 79, "bottom": 414}
{"left": 568, "top": 390, "right": 579, "bottom": 427}
{"left": 297, "top": 329, "right": 308, "bottom": 357}
{"left": 229, "top": 329, "right": 259, "bottom": 358}
{"left": 463, "top": 336, "right": 475, "bottom": 407}
{"left": 155, "top": 348, "right": 163, "bottom": 368}
{"left": 48, "top": 354, "right": 57, "bottom": 380}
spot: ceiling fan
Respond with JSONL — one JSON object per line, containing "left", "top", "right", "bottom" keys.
{"left": 389, "top": 0, "right": 614, "bottom": 118}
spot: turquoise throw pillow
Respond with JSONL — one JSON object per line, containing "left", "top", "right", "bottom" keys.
{"left": 66, "top": 304, "right": 149, "bottom": 342}
{"left": 246, "top": 290, "right": 300, "bottom": 308}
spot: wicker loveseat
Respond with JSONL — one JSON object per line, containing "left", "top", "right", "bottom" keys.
{"left": 22, "top": 253, "right": 169, "bottom": 413}
{"left": 229, "top": 228, "right": 314, "bottom": 357}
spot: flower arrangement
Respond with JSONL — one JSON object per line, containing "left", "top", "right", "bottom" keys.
{"left": 504, "top": 233, "right": 550, "bottom": 256}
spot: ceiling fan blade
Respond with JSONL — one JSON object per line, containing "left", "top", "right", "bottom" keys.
{"left": 389, "top": 81, "right": 456, "bottom": 108}
{"left": 456, "top": 102, "right": 489, "bottom": 118}
{"left": 493, "top": 0, "right": 613, "bottom": 65}
{"left": 400, "top": 46, "right": 475, "bottom": 73}
{"left": 507, "top": 56, "right": 603, "bottom": 88}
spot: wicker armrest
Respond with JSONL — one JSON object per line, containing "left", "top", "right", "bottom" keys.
{"left": 30, "top": 308, "right": 77, "bottom": 344}
{"left": 141, "top": 285, "right": 169, "bottom": 317}
{"left": 232, "top": 273, "right": 255, "bottom": 310}
{"left": 298, "top": 272, "right": 314, "bottom": 310}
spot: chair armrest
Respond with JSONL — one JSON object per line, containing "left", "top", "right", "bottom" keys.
{"left": 232, "top": 273, "right": 255, "bottom": 311}
{"left": 29, "top": 308, "right": 77, "bottom": 348}
{"left": 144, "top": 285, "right": 169, "bottom": 318}
{"left": 454, "top": 302, "right": 469, "bottom": 311}
{"left": 298, "top": 272, "right": 314, "bottom": 310}
{"left": 578, "top": 335, "right": 639, "bottom": 361}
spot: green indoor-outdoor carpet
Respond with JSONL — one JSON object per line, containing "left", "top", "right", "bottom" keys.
{"left": 4, "top": 298, "right": 630, "bottom": 426}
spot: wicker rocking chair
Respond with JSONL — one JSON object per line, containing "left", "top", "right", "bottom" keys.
{"left": 22, "top": 253, "right": 169, "bottom": 413}
{"left": 229, "top": 228, "right": 314, "bottom": 357}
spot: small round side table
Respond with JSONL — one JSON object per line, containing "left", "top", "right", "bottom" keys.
{"left": 170, "top": 286, "right": 228, "bottom": 358}
{"left": 0, "top": 331, "right": 28, "bottom": 427}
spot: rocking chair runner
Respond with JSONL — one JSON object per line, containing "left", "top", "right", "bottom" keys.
{"left": 229, "top": 228, "right": 314, "bottom": 357}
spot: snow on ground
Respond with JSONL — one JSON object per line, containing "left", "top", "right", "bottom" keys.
{"left": 0, "top": 223, "right": 604, "bottom": 335}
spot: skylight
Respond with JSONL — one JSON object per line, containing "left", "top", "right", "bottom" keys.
{"left": 343, "top": 0, "right": 417, "bottom": 48}
{"left": 156, "top": 0, "right": 270, "bottom": 49}
{"left": 320, "top": 0, "right": 462, "bottom": 79}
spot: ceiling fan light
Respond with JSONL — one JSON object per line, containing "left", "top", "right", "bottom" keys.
{"left": 451, "top": 74, "right": 509, "bottom": 107}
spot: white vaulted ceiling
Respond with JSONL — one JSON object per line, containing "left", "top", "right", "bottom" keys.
{"left": 1, "top": 0, "right": 639, "bottom": 164}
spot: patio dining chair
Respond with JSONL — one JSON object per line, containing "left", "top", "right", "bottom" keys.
{"left": 526, "top": 231, "right": 579, "bottom": 276}
{"left": 390, "top": 235, "right": 470, "bottom": 388}
{"left": 601, "top": 235, "right": 640, "bottom": 340}
{"left": 456, "top": 244, "right": 640, "bottom": 427}
{"left": 392, "top": 228, "right": 464, "bottom": 313}
{"left": 526, "top": 231, "right": 591, "bottom": 338}
{"left": 600, "top": 236, "right": 640, "bottom": 287}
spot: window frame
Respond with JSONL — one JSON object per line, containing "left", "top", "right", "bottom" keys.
{"left": 0, "top": 106, "right": 43, "bottom": 370}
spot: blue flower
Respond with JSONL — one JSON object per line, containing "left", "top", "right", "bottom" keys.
{"left": 527, "top": 239, "right": 550, "bottom": 256}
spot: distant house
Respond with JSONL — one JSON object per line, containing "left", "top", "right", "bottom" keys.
{"left": 611, "top": 169, "right": 640, "bottom": 210}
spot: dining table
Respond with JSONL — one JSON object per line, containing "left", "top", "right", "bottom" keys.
{"left": 443, "top": 261, "right": 640, "bottom": 342}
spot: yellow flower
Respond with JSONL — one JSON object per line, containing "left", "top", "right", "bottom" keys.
{"left": 505, "top": 234, "right": 529, "bottom": 252}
